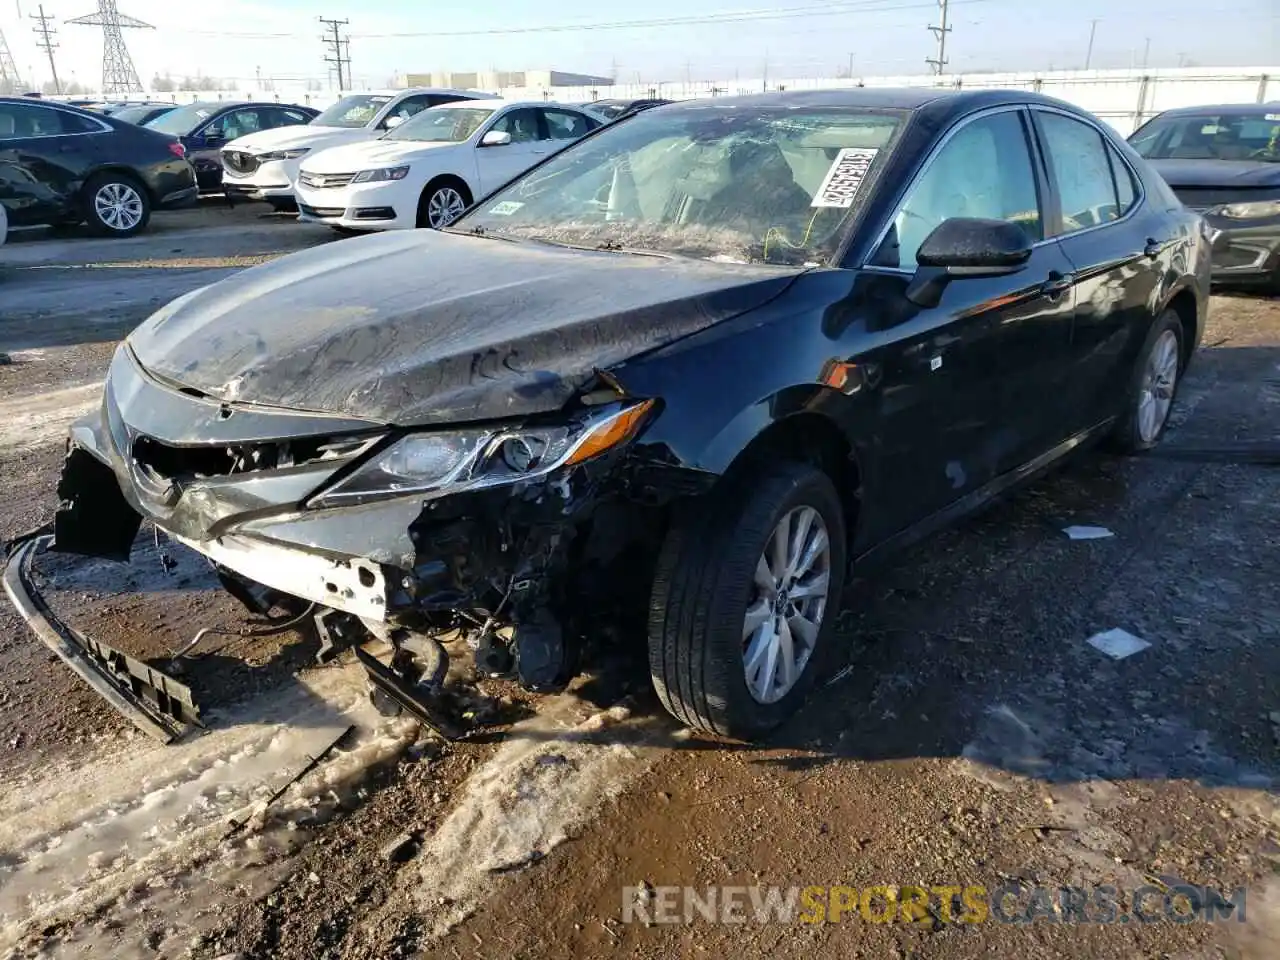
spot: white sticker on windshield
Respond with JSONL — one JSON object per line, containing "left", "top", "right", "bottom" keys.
{"left": 812, "top": 147, "right": 878, "bottom": 208}
{"left": 487, "top": 200, "right": 524, "bottom": 216}
{"left": 1266, "top": 114, "right": 1280, "bottom": 122}
{"left": 370, "top": 96, "right": 392, "bottom": 103}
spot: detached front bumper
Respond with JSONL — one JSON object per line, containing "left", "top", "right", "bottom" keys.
{"left": 1204, "top": 213, "right": 1280, "bottom": 285}
{"left": 53, "top": 347, "right": 621, "bottom": 627}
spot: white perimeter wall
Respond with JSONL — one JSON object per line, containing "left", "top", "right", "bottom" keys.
{"left": 57, "top": 66, "right": 1280, "bottom": 136}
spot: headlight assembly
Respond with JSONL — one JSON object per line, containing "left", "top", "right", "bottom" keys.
{"left": 259, "top": 148, "right": 311, "bottom": 161}
{"left": 351, "top": 165, "right": 411, "bottom": 184}
{"left": 1216, "top": 199, "right": 1280, "bottom": 219}
{"left": 310, "top": 400, "right": 656, "bottom": 507}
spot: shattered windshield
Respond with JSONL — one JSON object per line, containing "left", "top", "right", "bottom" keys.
{"left": 1130, "top": 112, "right": 1280, "bottom": 162}
{"left": 454, "top": 105, "right": 904, "bottom": 264}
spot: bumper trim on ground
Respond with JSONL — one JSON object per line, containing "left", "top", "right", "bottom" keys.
{"left": 2, "top": 536, "right": 201, "bottom": 743}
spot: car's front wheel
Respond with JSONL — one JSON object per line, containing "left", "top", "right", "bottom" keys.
{"left": 83, "top": 172, "right": 151, "bottom": 237}
{"left": 417, "top": 178, "right": 471, "bottom": 229}
{"left": 1111, "top": 309, "right": 1184, "bottom": 452}
{"left": 648, "top": 461, "right": 846, "bottom": 740}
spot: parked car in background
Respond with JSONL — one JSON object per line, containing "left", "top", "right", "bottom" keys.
{"left": 145, "top": 101, "right": 318, "bottom": 191}
{"left": 583, "top": 97, "right": 673, "bottom": 123}
{"left": 0, "top": 96, "right": 196, "bottom": 237}
{"left": 221, "top": 88, "right": 487, "bottom": 211}
{"left": 54, "top": 89, "right": 1210, "bottom": 739}
{"left": 108, "top": 103, "right": 178, "bottom": 126}
{"left": 0, "top": 200, "right": 7, "bottom": 246}
{"left": 295, "top": 99, "right": 600, "bottom": 230}
{"left": 1130, "top": 104, "right": 1280, "bottom": 289}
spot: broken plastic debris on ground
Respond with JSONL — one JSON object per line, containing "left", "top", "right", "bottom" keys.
{"left": 1086, "top": 627, "right": 1152, "bottom": 660}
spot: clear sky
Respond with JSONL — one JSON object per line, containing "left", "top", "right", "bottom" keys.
{"left": 4, "top": 0, "right": 1278, "bottom": 91}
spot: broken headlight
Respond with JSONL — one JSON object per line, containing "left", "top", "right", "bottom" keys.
{"left": 310, "top": 400, "right": 655, "bottom": 507}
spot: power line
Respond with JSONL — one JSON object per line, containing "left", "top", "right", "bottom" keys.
{"left": 319, "top": 16, "right": 350, "bottom": 90}
{"left": 31, "top": 4, "right": 61, "bottom": 94}
{"left": 925, "top": 0, "right": 951, "bottom": 75}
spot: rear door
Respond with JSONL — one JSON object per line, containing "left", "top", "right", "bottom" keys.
{"left": 0, "top": 102, "right": 99, "bottom": 226}
{"left": 1030, "top": 108, "right": 1169, "bottom": 433}
{"left": 474, "top": 108, "right": 546, "bottom": 194}
{"left": 857, "top": 107, "right": 1077, "bottom": 538}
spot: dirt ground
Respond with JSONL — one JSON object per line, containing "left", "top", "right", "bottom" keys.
{"left": 0, "top": 204, "right": 1277, "bottom": 959}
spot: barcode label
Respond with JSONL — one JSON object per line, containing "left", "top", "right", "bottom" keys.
{"left": 812, "top": 148, "right": 878, "bottom": 209}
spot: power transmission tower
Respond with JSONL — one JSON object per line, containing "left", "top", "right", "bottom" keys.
{"left": 319, "top": 17, "right": 350, "bottom": 90}
{"left": 925, "top": 0, "right": 950, "bottom": 75}
{"left": 0, "top": 27, "right": 21, "bottom": 93}
{"left": 32, "top": 5, "right": 61, "bottom": 94}
{"left": 67, "top": 0, "right": 153, "bottom": 94}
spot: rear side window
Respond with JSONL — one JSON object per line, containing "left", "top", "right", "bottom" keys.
{"left": 873, "top": 110, "right": 1042, "bottom": 270}
{"left": 0, "top": 103, "right": 96, "bottom": 137}
{"left": 1037, "top": 112, "right": 1123, "bottom": 235}
{"left": 541, "top": 108, "right": 592, "bottom": 140}
{"left": 1106, "top": 142, "right": 1138, "bottom": 215}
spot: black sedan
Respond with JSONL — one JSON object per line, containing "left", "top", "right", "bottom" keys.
{"left": 0, "top": 96, "right": 196, "bottom": 237}
{"left": 144, "top": 100, "right": 318, "bottom": 191}
{"left": 1130, "top": 104, "right": 1280, "bottom": 289}
{"left": 48, "top": 89, "right": 1210, "bottom": 740}
{"left": 107, "top": 103, "right": 178, "bottom": 126}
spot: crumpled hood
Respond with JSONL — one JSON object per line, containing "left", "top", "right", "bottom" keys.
{"left": 301, "top": 138, "right": 457, "bottom": 173}
{"left": 1147, "top": 158, "right": 1280, "bottom": 189}
{"left": 225, "top": 124, "right": 364, "bottom": 155}
{"left": 127, "top": 230, "right": 801, "bottom": 426}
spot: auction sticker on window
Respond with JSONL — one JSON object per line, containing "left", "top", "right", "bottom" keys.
{"left": 812, "top": 147, "right": 878, "bottom": 208}
{"left": 487, "top": 200, "right": 525, "bottom": 216}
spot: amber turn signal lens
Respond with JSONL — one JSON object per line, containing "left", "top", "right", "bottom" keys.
{"left": 564, "top": 400, "right": 656, "bottom": 466}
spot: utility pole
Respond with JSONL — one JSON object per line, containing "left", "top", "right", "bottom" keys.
{"left": 847, "top": 51, "right": 854, "bottom": 78}
{"left": 319, "top": 16, "right": 349, "bottom": 91}
{"left": 31, "top": 5, "right": 61, "bottom": 93}
{"left": 1141, "top": 36, "right": 1151, "bottom": 69}
{"left": 926, "top": 0, "right": 950, "bottom": 75}
{"left": 1084, "top": 18, "right": 1099, "bottom": 70}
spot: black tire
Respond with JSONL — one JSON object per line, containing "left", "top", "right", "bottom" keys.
{"left": 648, "top": 460, "right": 847, "bottom": 740}
{"left": 267, "top": 197, "right": 298, "bottom": 213}
{"left": 1109, "top": 309, "right": 1184, "bottom": 453}
{"left": 82, "top": 171, "right": 151, "bottom": 237}
{"left": 416, "top": 178, "right": 472, "bottom": 229}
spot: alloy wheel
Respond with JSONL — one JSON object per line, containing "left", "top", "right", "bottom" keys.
{"left": 1138, "top": 328, "right": 1179, "bottom": 443}
{"left": 94, "top": 181, "right": 144, "bottom": 233}
{"left": 742, "top": 505, "right": 831, "bottom": 704}
{"left": 427, "top": 187, "right": 466, "bottom": 228}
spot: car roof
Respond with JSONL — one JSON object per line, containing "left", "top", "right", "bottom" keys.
{"left": 655, "top": 87, "right": 1082, "bottom": 114}
{"left": 357, "top": 87, "right": 491, "bottom": 98}
{"left": 1148, "top": 103, "right": 1280, "bottom": 118}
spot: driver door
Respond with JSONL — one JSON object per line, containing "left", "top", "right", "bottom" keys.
{"left": 857, "top": 108, "right": 1077, "bottom": 540}
{"left": 474, "top": 108, "right": 548, "bottom": 195}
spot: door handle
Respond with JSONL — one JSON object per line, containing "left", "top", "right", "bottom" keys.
{"left": 1040, "top": 271, "right": 1074, "bottom": 299}
{"left": 1143, "top": 238, "right": 1162, "bottom": 259}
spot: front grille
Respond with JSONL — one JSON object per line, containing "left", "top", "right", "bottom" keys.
{"left": 222, "top": 151, "right": 260, "bottom": 176}
{"left": 299, "top": 203, "right": 346, "bottom": 218}
{"left": 130, "top": 434, "right": 372, "bottom": 483}
{"left": 299, "top": 171, "right": 355, "bottom": 189}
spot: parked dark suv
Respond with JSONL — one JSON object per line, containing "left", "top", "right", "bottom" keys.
{"left": 0, "top": 96, "right": 197, "bottom": 237}
{"left": 144, "top": 101, "right": 319, "bottom": 191}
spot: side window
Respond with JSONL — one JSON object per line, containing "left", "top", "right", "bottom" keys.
{"left": 1106, "top": 142, "right": 1138, "bottom": 215}
{"left": 489, "top": 108, "right": 541, "bottom": 144}
{"left": 426, "top": 94, "right": 467, "bottom": 107}
{"left": 541, "top": 108, "right": 592, "bottom": 141}
{"left": 1037, "top": 112, "right": 1121, "bottom": 234}
{"left": 220, "top": 109, "right": 264, "bottom": 140}
{"left": 0, "top": 103, "right": 74, "bottom": 138}
{"left": 874, "top": 110, "right": 1042, "bottom": 271}
{"left": 386, "top": 95, "right": 433, "bottom": 124}
{"left": 278, "top": 108, "right": 311, "bottom": 125}
{"left": 60, "top": 111, "right": 102, "bottom": 134}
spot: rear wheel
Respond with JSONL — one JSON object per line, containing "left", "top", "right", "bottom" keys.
{"left": 417, "top": 178, "right": 471, "bottom": 229}
{"left": 648, "top": 461, "right": 846, "bottom": 740}
{"left": 83, "top": 172, "right": 150, "bottom": 237}
{"left": 1110, "top": 310, "right": 1183, "bottom": 453}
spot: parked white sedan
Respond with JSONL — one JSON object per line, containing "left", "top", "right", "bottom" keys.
{"left": 294, "top": 100, "right": 602, "bottom": 231}
{"left": 220, "top": 88, "right": 487, "bottom": 210}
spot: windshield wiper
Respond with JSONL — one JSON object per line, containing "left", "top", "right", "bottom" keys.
{"left": 443, "top": 224, "right": 520, "bottom": 243}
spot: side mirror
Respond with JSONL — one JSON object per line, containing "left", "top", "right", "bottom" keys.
{"left": 383, "top": 115, "right": 405, "bottom": 129}
{"left": 905, "top": 217, "right": 1033, "bottom": 308}
{"left": 480, "top": 129, "right": 512, "bottom": 147}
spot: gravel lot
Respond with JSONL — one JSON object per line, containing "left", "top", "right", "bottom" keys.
{"left": 0, "top": 203, "right": 1277, "bottom": 959}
